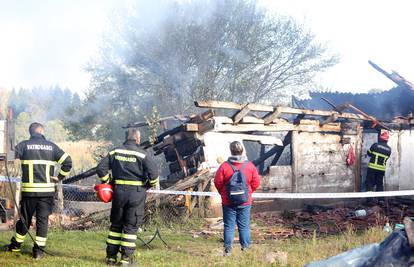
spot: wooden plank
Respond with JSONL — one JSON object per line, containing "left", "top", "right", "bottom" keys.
{"left": 291, "top": 131, "right": 299, "bottom": 193}
{"left": 184, "top": 123, "right": 199, "bottom": 132}
{"left": 278, "top": 106, "right": 365, "bottom": 120}
{"left": 197, "top": 120, "right": 215, "bottom": 134}
{"left": 195, "top": 100, "right": 273, "bottom": 112}
{"left": 233, "top": 104, "right": 251, "bottom": 124}
{"left": 241, "top": 116, "right": 265, "bottom": 124}
{"left": 214, "top": 121, "right": 341, "bottom": 133}
{"left": 354, "top": 124, "right": 363, "bottom": 192}
{"left": 195, "top": 100, "right": 366, "bottom": 120}
{"left": 263, "top": 106, "right": 283, "bottom": 124}
{"left": 320, "top": 114, "right": 339, "bottom": 126}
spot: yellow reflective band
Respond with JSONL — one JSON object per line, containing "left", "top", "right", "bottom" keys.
{"left": 35, "top": 241, "right": 46, "bottom": 246}
{"left": 11, "top": 249, "right": 21, "bottom": 252}
{"left": 368, "top": 163, "right": 386, "bottom": 171}
{"left": 22, "top": 187, "right": 55, "bottom": 193}
{"left": 59, "top": 169, "right": 70, "bottom": 177}
{"left": 106, "top": 239, "right": 121, "bottom": 245}
{"left": 120, "top": 241, "right": 136, "bottom": 247}
{"left": 100, "top": 174, "right": 110, "bottom": 182}
{"left": 115, "top": 180, "right": 144, "bottom": 186}
{"left": 15, "top": 233, "right": 26, "bottom": 243}
{"left": 109, "top": 231, "right": 122, "bottom": 237}
{"left": 57, "top": 153, "right": 69, "bottom": 164}
{"left": 28, "top": 163, "right": 34, "bottom": 184}
{"left": 109, "top": 149, "right": 146, "bottom": 159}
{"left": 371, "top": 151, "right": 389, "bottom": 159}
{"left": 121, "top": 234, "right": 137, "bottom": 240}
{"left": 22, "top": 160, "right": 55, "bottom": 165}
{"left": 149, "top": 177, "right": 159, "bottom": 185}
{"left": 35, "top": 236, "right": 47, "bottom": 242}
{"left": 22, "top": 183, "right": 54, "bottom": 188}
{"left": 45, "top": 164, "right": 51, "bottom": 183}
{"left": 35, "top": 237, "right": 46, "bottom": 246}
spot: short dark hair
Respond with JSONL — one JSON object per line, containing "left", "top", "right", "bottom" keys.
{"left": 125, "top": 128, "right": 141, "bottom": 141}
{"left": 230, "top": 141, "right": 243, "bottom": 155}
{"left": 29, "top": 122, "right": 44, "bottom": 136}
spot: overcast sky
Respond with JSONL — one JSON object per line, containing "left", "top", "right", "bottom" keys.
{"left": 0, "top": 0, "right": 412, "bottom": 94}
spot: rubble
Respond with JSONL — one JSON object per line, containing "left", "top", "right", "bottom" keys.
{"left": 253, "top": 198, "right": 414, "bottom": 240}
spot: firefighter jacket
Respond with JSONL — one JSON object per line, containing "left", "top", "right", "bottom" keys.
{"left": 15, "top": 133, "right": 72, "bottom": 197}
{"left": 367, "top": 141, "right": 391, "bottom": 172}
{"left": 96, "top": 140, "right": 159, "bottom": 187}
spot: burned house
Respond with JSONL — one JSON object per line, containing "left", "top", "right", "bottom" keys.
{"left": 138, "top": 99, "right": 414, "bottom": 203}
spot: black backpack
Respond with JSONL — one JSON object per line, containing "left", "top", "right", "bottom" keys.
{"left": 226, "top": 161, "right": 249, "bottom": 206}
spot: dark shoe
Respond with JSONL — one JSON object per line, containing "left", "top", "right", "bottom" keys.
{"left": 241, "top": 246, "right": 249, "bottom": 252}
{"left": 32, "top": 246, "right": 44, "bottom": 259}
{"left": 4, "top": 244, "right": 21, "bottom": 252}
{"left": 106, "top": 257, "right": 117, "bottom": 266}
{"left": 118, "top": 255, "right": 137, "bottom": 266}
{"left": 223, "top": 247, "right": 231, "bottom": 257}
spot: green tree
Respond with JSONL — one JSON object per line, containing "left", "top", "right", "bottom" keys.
{"left": 45, "top": 120, "right": 68, "bottom": 142}
{"left": 14, "top": 112, "right": 32, "bottom": 143}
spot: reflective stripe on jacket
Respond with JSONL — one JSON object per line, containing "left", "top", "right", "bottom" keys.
{"left": 367, "top": 141, "right": 391, "bottom": 172}
{"left": 96, "top": 140, "right": 159, "bottom": 187}
{"left": 15, "top": 133, "right": 72, "bottom": 197}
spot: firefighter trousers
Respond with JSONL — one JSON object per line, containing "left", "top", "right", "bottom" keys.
{"left": 11, "top": 197, "right": 54, "bottom": 249}
{"left": 106, "top": 185, "right": 146, "bottom": 257}
{"left": 365, "top": 168, "right": 385, "bottom": 192}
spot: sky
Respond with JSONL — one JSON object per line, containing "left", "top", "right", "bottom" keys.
{"left": 0, "top": 0, "right": 413, "bottom": 94}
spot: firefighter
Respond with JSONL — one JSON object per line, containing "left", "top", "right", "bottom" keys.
{"left": 97, "top": 128, "right": 159, "bottom": 266}
{"left": 5, "top": 122, "right": 72, "bottom": 259}
{"left": 365, "top": 131, "right": 391, "bottom": 192}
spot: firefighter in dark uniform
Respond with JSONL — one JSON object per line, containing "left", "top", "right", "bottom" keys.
{"left": 6, "top": 122, "right": 72, "bottom": 258}
{"left": 365, "top": 131, "right": 391, "bottom": 192}
{"left": 97, "top": 128, "right": 159, "bottom": 266}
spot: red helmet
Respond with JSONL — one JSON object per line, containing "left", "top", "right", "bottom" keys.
{"left": 94, "top": 183, "right": 113, "bottom": 203}
{"left": 379, "top": 131, "right": 390, "bottom": 141}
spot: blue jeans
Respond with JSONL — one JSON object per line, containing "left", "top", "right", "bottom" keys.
{"left": 222, "top": 205, "right": 251, "bottom": 250}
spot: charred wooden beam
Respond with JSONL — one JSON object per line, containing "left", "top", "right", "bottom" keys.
{"left": 63, "top": 167, "right": 97, "bottom": 184}
{"left": 270, "top": 132, "right": 293, "bottom": 166}
{"left": 263, "top": 106, "right": 283, "bottom": 125}
{"left": 320, "top": 113, "right": 339, "bottom": 126}
{"left": 189, "top": 109, "right": 214, "bottom": 124}
{"left": 214, "top": 121, "right": 341, "bottom": 133}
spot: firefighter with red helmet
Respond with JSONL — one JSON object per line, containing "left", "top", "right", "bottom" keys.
{"left": 365, "top": 131, "right": 391, "bottom": 192}
{"left": 96, "top": 128, "right": 159, "bottom": 266}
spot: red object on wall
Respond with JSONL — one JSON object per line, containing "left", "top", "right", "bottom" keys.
{"left": 346, "top": 145, "right": 355, "bottom": 166}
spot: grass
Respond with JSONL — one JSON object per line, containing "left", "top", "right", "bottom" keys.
{"left": 57, "top": 140, "right": 109, "bottom": 174}
{"left": 0, "top": 226, "right": 388, "bottom": 267}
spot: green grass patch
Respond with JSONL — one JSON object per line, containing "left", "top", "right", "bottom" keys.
{"left": 0, "top": 226, "right": 387, "bottom": 267}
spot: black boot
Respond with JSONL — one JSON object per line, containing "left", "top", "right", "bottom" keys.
{"left": 4, "top": 238, "right": 21, "bottom": 252}
{"left": 106, "top": 256, "right": 117, "bottom": 266}
{"left": 118, "top": 255, "right": 137, "bottom": 266}
{"left": 32, "top": 245, "right": 44, "bottom": 259}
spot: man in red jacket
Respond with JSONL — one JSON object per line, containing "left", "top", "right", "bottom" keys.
{"left": 214, "top": 141, "right": 260, "bottom": 256}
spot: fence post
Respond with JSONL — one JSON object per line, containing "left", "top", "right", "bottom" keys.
{"left": 14, "top": 182, "right": 20, "bottom": 220}
{"left": 155, "top": 181, "right": 160, "bottom": 209}
{"left": 56, "top": 181, "right": 64, "bottom": 226}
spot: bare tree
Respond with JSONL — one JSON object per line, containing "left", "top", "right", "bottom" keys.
{"left": 76, "top": 0, "right": 338, "bottom": 141}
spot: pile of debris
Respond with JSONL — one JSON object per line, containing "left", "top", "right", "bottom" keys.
{"left": 253, "top": 198, "right": 414, "bottom": 240}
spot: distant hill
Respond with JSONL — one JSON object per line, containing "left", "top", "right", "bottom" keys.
{"left": 299, "top": 86, "right": 414, "bottom": 121}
